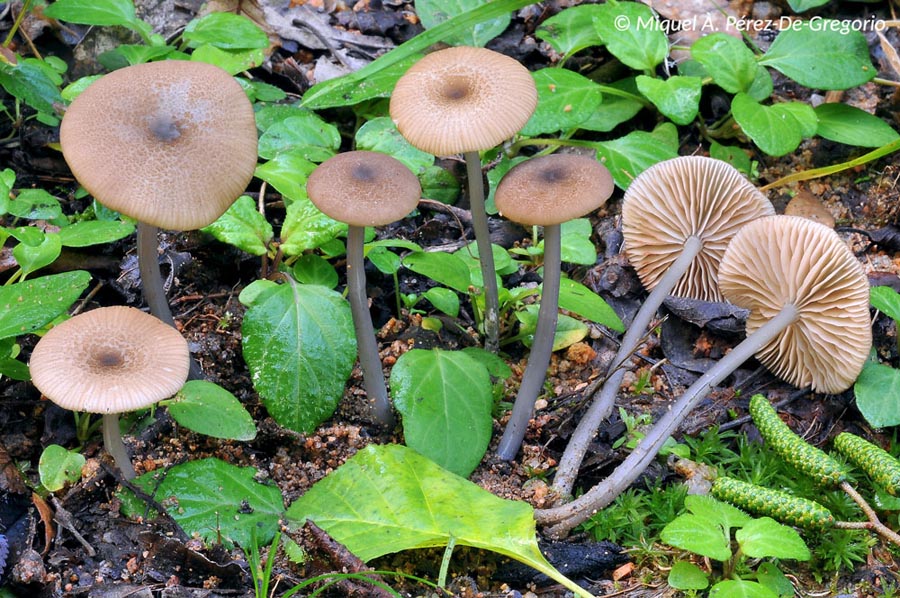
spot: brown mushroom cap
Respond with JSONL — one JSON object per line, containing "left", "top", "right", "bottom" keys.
{"left": 622, "top": 155, "right": 775, "bottom": 302}
{"left": 389, "top": 46, "right": 537, "bottom": 157}
{"left": 306, "top": 151, "right": 421, "bottom": 227}
{"left": 29, "top": 306, "right": 190, "bottom": 413}
{"left": 718, "top": 215, "right": 871, "bottom": 393}
{"left": 495, "top": 154, "right": 614, "bottom": 226}
{"left": 59, "top": 61, "right": 258, "bottom": 231}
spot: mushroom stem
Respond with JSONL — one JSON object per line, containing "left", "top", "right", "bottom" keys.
{"left": 496, "top": 223, "right": 562, "bottom": 460}
{"left": 552, "top": 234, "right": 704, "bottom": 497}
{"left": 102, "top": 413, "right": 136, "bottom": 480}
{"left": 347, "top": 225, "right": 395, "bottom": 429}
{"left": 536, "top": 302, "right": 800, "bottom": 536}
{"left": 464, "top": 150, "right": 501, "bottom": 354}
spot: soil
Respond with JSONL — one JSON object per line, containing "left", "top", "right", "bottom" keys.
{"left": 2, "top": 0, "right": 900, "bottom": 596}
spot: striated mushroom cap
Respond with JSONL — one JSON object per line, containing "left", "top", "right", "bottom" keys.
{"left": 306, "top": 151, "right": 421, "bottom": 227}
{"left": 60, "top": 61, "right": 258, "bottom": 231}
{"left": 495, "top": 154, "right": 613, "bottom": 226}
{"left": 622, "top": 156, "right": 775, "bottom": 302}
{"left": 718, "top": 215, "right": 871, "bottom": 394}
{"left": 389, "top": 46, "right": 537, "bottom": 157}
{"left": 29, "top": 306, "right": 190, "bottom": 413}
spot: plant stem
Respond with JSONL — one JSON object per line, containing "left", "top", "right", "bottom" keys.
{"left": 347, "top": 225, "right": 395, "bottom": 429}
{"left": 464, "top": 150, "right": 500, "bottom": 353}
{"left": 496, "top": 224, "right": 561, "bottom": 460}
{"left": 552, "top": 235, "right": 703, "bottom": 497}
{"left": 102, "top": 413, "right": 136, "bottom": 480}
{"left": 536, "top": 303, "right": 800, "bottom": 537}
{"left": 839, "top": 480, "right": 900, "bottom": 546}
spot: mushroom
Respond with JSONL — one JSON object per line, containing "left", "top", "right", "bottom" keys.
{"left": 59, "top": 61, "right": 258, "bottom": 349}
{"left": 29, "top": 306, "right": 190, "bottom": 480}
{"left": 390, "top": 46, "right": 538, "bottom": 353}
{"left": 552, "top": 155, "right": 774, "bottom": 496}
{"left": 306, "top": 151, "right": 422, "bottom": 429}
{"left": 536, "top": 214, "right": 871, "bottom": 536}
{"left": 493, "top": 154, "right": 614, "bottom": 460}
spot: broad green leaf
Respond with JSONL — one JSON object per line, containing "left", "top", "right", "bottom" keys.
{"left": 39, "top": 444, "right": 85, "bottom": 492}
{"left": 854, "top": 357, "right": 900, "bottom": 428}
{"left": 461, "top": 346, "right": 512, "bottom": 378}
{"left": 536, "top": 4, "right": 603, "bottom": 58}
{"left": 355, "top": 117, "right": 435, "bottom": 176}
{"left": 98, "top": 44, "right": 175, "bottom": 68}
{"left": 58, "top": 220, "right": 135, "bottom": 248}
{"left": 128, "top": 458, "right": 283, "bottom": 547}
{"left": 579, "top": 78, "right": 644, "bottom": 133}
{"left": 0, "top": 60, "right": 64, "bottom": 116}
{"left": 192, "top": 46, "right": 265, "bottom": 75}
{"left": 13, "top": 233, "right": 61, "bottom": 278}
{"left": 732, "top": 94, "right": 804, "bottom": 157}
{"left": 422, "top": 287, "right": 459, "bottom": 317}
{"left": 814, "top": 104, "right": 900, "bottom": 148}
{"left": 238, "top": 279, "right": 279, "bottom": 307}
{"left": 7, "top": 226, "right": 44, "bottom": 247}
{"left": 0, "top": 271, "right": 91, "bottom": 340}
{"left": 182, "top": 12, "right": 269, "bottom": 49}
{"left": 558, "top": 278, "right": 624, "bottom": 332}
{"left": 254, "top": 150, "right": 316, "bottom": 204}
{"left": 516, "top": 306, "right": 587, "bottom": 350}
{"left": 284, "top": 444, "right": 594, "bottom": 598}
{"left": 710, "top": 141, "right": 752, "bottom": 176}
{"left": 667, "top": 560, "right": 709, "bottom": 591}
{"left": 635, "top": 75, "right": 701, "bottom": 125}
{"left": 759, "top": 23, "right": 875, "bottom": 90}
{"left": 756, "top": 562, "right": 795, "bottom": 598}
{"left": 43, "top": 0, "right": 137, "bottom": 28}
{"left": 416, "top": 0, "right": 510, "bottom": 47}
{"left": 292, "top": 254, "right": 339, "bottom": 289}
{"left": 660, "top": 513, "right": 731, "bottom": 561}
{"left": 775, "top": 102, "right": 817, "bottom": 139}
{"left": 521, "top": 68, "right": 602, "bottom": 136}
{"left": 455, "top": 242, "right": 516, "bottom": 282}
{"left": 257, "top": 113, "right": 340, "bottom": 161}
{"left": 594, "top": 125, "right": 679, "bottom": 189}
{"left": 420, "top": 163, "right": 461, "bottom": 204}
{"left": 403, "top": 251, "right": 472, "bottom": 294}
{"left": 202, "top": 196, "right": 273, "bottom": 256}
{"left": 684, "top": 494, "right": 752, "bottom": 533}
{"left": 243, "top": 80, "right": 286, "bottom": 103}
{"left": 390, "top": 349, "right": 493, "bottom": 476}
{"left": 166, "top": 380, "right": 257, "bottom": 441}
{"left": 242, "top": 280, "right": 355, "bottom": 433}
{"left": 708, "top": 580, "right": 779, "bottom": 598}
{"left": 594, "top": 2, "right": 668, "bottom": 71}
{"left": 280, "top": 198, "right": 344, "bottom": 255}
{"left": 61, "top": 75, "right": 102, "bottom": 101}
{"left": 6, "top": 189, "right": 62, "bottom": 220}
{"left": 558, "top": 218, "right": 597, "bottom": 265}
{"left": 871, "top": 286, "right": 900, "bottom": 323}
{"left": 690, "top": 33, "right": 758, "bottom": 94}
{"left": 736, "top": 517, "right": 810, "bottom": 560}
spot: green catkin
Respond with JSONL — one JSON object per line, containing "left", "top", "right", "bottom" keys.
{"left": 711, "top": 476, "right": 835, "bottom": 532}
{"left": 833, "top": 432, "right": 900, "bottom": 496}
{"left": 749, "top": 394, "right": 847, "bottom": 486}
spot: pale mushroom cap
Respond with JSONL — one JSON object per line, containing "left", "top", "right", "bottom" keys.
{"left": 622, "top": 156, "right": 775, "bottom": 302}
{"left": 495, "top": 154, "right": 613, "bottom": 226}
{"left": 29, "top": 306, "right": 190, "bottom": 413}
{"left": 389, "top": 46, "right": 538, "bottom": 157}
{"left": 306, "top": 151, "right": 421, "bottom": 227}
{"left": 718, "top": 215, "right": 871, "bottom": 394}
{"left": 60, "top": 61, "right": 258, "bottom": 231}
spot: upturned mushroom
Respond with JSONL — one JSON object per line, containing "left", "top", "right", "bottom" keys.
{"left": 536, "top": 214, "right": 871, "bottom": 536}
{"left": 306, "top": 151, "right": 422, "bottom": 429}
{"left": 552, "top": 155, "right": 774, "bottom": 496}
{"left": 59, "top": 61, "right": 258, "bottom": 352}
{"left": 493, "top": 154, "right": 614, "bottom": 460}
{"left": 29, "top": 306, "right": 190, "bottom": 480}
{"left": 390, "top": 46, "right": 538, "bottom": 353}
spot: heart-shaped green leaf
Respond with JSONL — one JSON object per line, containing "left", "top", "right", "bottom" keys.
{"left": 166, "top": 380, "right": 257, "bottom": 441}
{"left": 636, "top": 75, "right": 702, "bottom": 125}
{"left": 203, "top": 196, "right": 273, "bottom": 257}
{"left": 735, "top": 517, "right": 810, "bottom": 561}
{"left": 0, "top": 271, "right": 91, "bottom": 340}
{"left": 521, "top": 68, "right": 602, "bottom": 136}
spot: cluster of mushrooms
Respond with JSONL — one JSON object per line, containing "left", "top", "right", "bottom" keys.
{"left": 28, "top": 49, "right": 874, "bottom": 537}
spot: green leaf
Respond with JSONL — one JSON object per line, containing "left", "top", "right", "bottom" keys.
{"left": 292, "top": 254, "right": 339, "bottom": 289}
{"left": 39, "top": 444, "right": 85, "bottom": 492}
{"left": 787, "top": 0, "right": 829, "bottom": 10}
{"left": 43, "top": 0, "right": 138, "bottom": 28}
{"left": 710, "top": 141, "right": 753, "bottom": 176}
{"left": 0, "top": 60, "right": 64, "bottom": 116}
{"left": 0, "top": 271, "right": 91, "bottom": 340}
{"left": 192, "top": 46, "right": 266, "bottom": 76}
{"left": 871, "top": 286, "right": 900, "bottom": 323}
{"left": 403, "top": 251, "right": 472, "bottom": 294}
{"left": 415, "top": 0, "right": 510, "bottom": 47}
{"left": 594, "top": 125, "right": 679, "bottom": 189}
{"left": 756, "top": 562, "right": 795, "bottom": 598}
{"left": 635, "top": 75, "right": 701, "bottom": 125}
{"left": 579, "top": 78, "right": 644, "bottom": 133}
{"left": 6, "top": 189, "right": 62, "bottom": 220}
{"left": 166, "top": 380, "right": 257, "bottom": 441}
{"left": 594, "top": 2, "right": 668, "bottom": 71}
{"left": 536, "top": 4, "right": 603, "bottom": 58}
{"left": 422, "top": 287, "right": 459, "bottom": 317}
{"left": 759, "top": 23, "right": 876, "bottom": 90}
{"left": 661, "top": 513, "right": 731, "bottom": 561}
{"left": 736, "top": 517, "right": 810, "bottom": 560}
{"left": 516, "top": 306, "right": 587, "bottom": 351}
{"left": 98, "top": 44, "right": 175, "bottom": 68}
{"left": 202, "top": 196, "right": 273, "bottom": 256}
{"left": 254, "top": 150, "right": 317, "bottom": 204}
{"left": 521, "top": 68, "right": 602, "bottom": 136}
{"left": 558, "top": 278, "right": 624, "bottom": 332}
{"left": 667, "top": 560, "right": 709, "bottom": 590}
{"left": 182, "top": 12, "right": 269, "bottom": 49}
{"left": 854, "top": 357, "right": 900, "bottom": 428}
{"left": 420, "top": 163, "right": 461, "bottom": 204}
{"left": 257, "top": 113, "right": 340, "bottom": 161}
{"left": 280, "top": 198, "right": 345, "bottom": 255}
{"left": 13, "top": 233, "right": 61, "bottom": 278}
{"left": 685, "top": 494, "right": 752, "bottom": 533}
{"left": 542, "top": 218, "right": 594, "bottom": 266}
{"left": 814, "top": 104, "right": 900, "bottom": 148}
{"left": 58, "top": 220, "right": 135, "bottom": 248}
{"left": 241, "top": 280, "right": 356, "bottom": 433}
{"left": 390, "top": 349, "right": 493, "bottom": 477}
{"left": 709, "top": 580, "right": 780, "bottom": 598}
{"left": 355, "top": 117, "right": 435, "bottom": 176}
{"left": 284, "top": 444, "right": 594, "bottom": 598}
{"left": 690, "top": 33, "right": 758, "bottom": 94}
{"left": 461, "top": 346, "right": 512, "bottom": 378}
{"left": 731, "top": 94, "right": 804, "bottom": 157}
{"left": 128, "top": 458, "right": 283, "bottom": 547}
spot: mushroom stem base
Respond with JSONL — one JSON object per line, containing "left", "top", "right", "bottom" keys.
{"left": 464, "top": 150, "right": 500, "bottom": 354}
{"left": 102, "top": 413, "right": 136, "bottom": 481}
